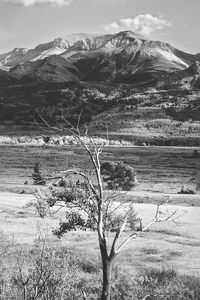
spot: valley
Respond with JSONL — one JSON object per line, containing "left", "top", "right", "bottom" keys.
{"left": 1, "top": 0, "right": 200, "bottom": 293}
{"left": 1, "top": 30, "right": 200, "bottom": 148}
{"left": 0, "top": 145, "right": 199, "bottom": 202}
{"left": 0, "top": 29, "right": 200, "bottom": 299}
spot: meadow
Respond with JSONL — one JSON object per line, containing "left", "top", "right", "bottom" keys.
{"left": 0, "top": 144, "right": 199, "bottom": 196}
{"left": 0, "top": 144, "right": 200, "bottom": 299}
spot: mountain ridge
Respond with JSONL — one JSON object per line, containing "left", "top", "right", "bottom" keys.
{"left": 0, "top": 31, "right": 200, "bottom": 86}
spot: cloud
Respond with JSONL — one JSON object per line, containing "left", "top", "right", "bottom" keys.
{"left": 101, "top": 14, "right": 172, "bottom": 36}
{"left": 4, "top": 0, "right": 73, "bottom": 6}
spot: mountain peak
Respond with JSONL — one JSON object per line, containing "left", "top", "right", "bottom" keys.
{"left": 13, "top": 48, "right": 28, "bottom": 54}
{"left": 114, "top": 30, "right": 146, "bottom": 40}
{"left": 52, "top": 38, "right": 69, "bottom": 49}
{"left": 1, "top": 31, "right": 200, "bottom": 85}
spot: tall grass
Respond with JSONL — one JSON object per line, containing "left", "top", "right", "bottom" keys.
{"left": 0, "top": 232, "right": 200, "bottom": 299}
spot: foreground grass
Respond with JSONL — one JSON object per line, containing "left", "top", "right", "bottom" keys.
{"left": 0, "top": 232, "right": 200, "bottom": 300}
{"left": 0, "top": 191, "right": 200, "bottom": 277}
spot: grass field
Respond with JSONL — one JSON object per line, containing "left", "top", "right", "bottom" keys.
{"left": 0, "top": 145, "right": 199, "bottom": 196}
{"left": 0, "top": 191, "right": 199, "bottom": 278}
{"left": 0, "top": 144, "right": 200, "bottom": 281}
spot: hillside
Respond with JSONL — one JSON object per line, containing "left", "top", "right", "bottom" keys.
{"left": 0, "top": 31, "right": 200, "bottom": 145}
{"left": 8, "top": 56, "right": 80, "bottom": 83}
{"left": 0, "top": 80, "right": 200, "bottom": 146}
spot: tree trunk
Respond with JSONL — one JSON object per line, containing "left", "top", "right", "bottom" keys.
{"left": 100, "top": 242, "right": 112, "bottom": 300}
{"left": 101, "top": 259, "right": 112, "bottom": 300}
{"left": 23, "top": 286, "right": 27, "bottom": 300}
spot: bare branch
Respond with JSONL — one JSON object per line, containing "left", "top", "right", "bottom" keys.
{"left": 110, "top": 213, "right": 130, "bottom": 258}
{"left": 33, "top": 117, "right": 55, "bottom": 134}
{"left": 114, "top": 201, "right": 184, "bottom": 255}
{"left": 115, "top": 232, "right": 137, "bottom": 255}
{"left": 60, "top": 169, "right": 100, "bottom": 201}
{"left": 76, "top": 110, "right": 83, "bottom": 131}
{"left": 81, "top": 290, "right": 88, "bottom": 300}
{"left": 36, "top": 111, "right": 62, "bottom": 133}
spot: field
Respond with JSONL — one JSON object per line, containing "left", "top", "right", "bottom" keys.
{"left": 0, "top": 144, "right": 200, "bottom": 280}
{"left": 0, "top": 191, "right": 200, "bottom": 278}
{"left": 0, "top": 144, "right": 199, "bottom": 197}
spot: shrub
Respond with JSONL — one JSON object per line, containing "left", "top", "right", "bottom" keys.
{"left": 32, "top": 163, "right": 46, "bottom": 186}
{"left": 1, "top": 235, "right": 200, "bottom": 300}
{"left": 101, "top": 161, "right": 137, "bottom": 190}
{"left": 25, "top": 195, "right": 51, "bottom": 218}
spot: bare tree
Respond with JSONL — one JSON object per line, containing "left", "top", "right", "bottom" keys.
{"left": 37, "top": 114, "right": 182, "bottom": 300}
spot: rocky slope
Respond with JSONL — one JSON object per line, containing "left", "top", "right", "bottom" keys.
{"left": 63, "top": 31, "right": 192, "bottom": 83}
{"left": 0, "top": 33, "right": 98, "bottom": 69}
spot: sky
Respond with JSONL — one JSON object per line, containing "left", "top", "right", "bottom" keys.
{"left": 0, "top": 0, "right": 200, "bottom": 54}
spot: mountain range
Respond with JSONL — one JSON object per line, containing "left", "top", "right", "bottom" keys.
{"left": 1, "top": 30, "right": 200, "bottom": 146}
{"left": 1, "top": 31, "right": 200, "bottom": 86}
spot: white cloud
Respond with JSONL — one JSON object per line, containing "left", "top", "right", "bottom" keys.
{"left": 4, "top": 0, "right": 73, "bottom": 6}
{"left": 102, "top": 14, "right": 172, "bottom": 36}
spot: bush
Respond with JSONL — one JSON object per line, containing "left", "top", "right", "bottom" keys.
{"left": 25, "top": 195, "right": 51, "bottom": 218}
{"left": 0, "top": 235, "right": 86, "bottom": 300}
{"left": 32, "top": 163, "right": 46, "bottom": 186}
{"left": 101, "top": 162, "right": 137, "bottom": 190}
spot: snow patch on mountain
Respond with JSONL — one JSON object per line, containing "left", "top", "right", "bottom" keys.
{"left": 157, "top": 48, "right": 189, "bottom": 68}
{"left": 31, "top": 47, "right": 66, "bottom": 61}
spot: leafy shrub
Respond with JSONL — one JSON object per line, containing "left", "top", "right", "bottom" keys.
{"left": 101, "top": 161, "right": 137, "bottom": 190}
{"left": 25, "top": 195, "right": 51, "bottom": 218}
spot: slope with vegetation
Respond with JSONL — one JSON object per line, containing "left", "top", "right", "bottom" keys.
{"left": 0, "top": 30, "right": 200, "bottom": 145}
{"left": 1, "top": 82, "right": 200, "bottom": 146}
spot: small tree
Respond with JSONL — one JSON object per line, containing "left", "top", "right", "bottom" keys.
{"left": 32, "top": 163, "right": 46, "bottom": 185}
{"left": 25, "top": 191, "right": 51, "bottom": 218}
{"left": 196, "top": 170, "right": 200, "bottom": 191}
{"left": 37, "top": 115, "right": 181, "bottom": 300}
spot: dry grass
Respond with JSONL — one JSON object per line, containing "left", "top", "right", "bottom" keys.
{"left": 0, "top": 191, "right": 200, "bottom": 278}
{"left": 0, "top": 144, "right": 200, "bottom": 285}
{"left": 0, "top": 145, "right": 199, "bottom": 197}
